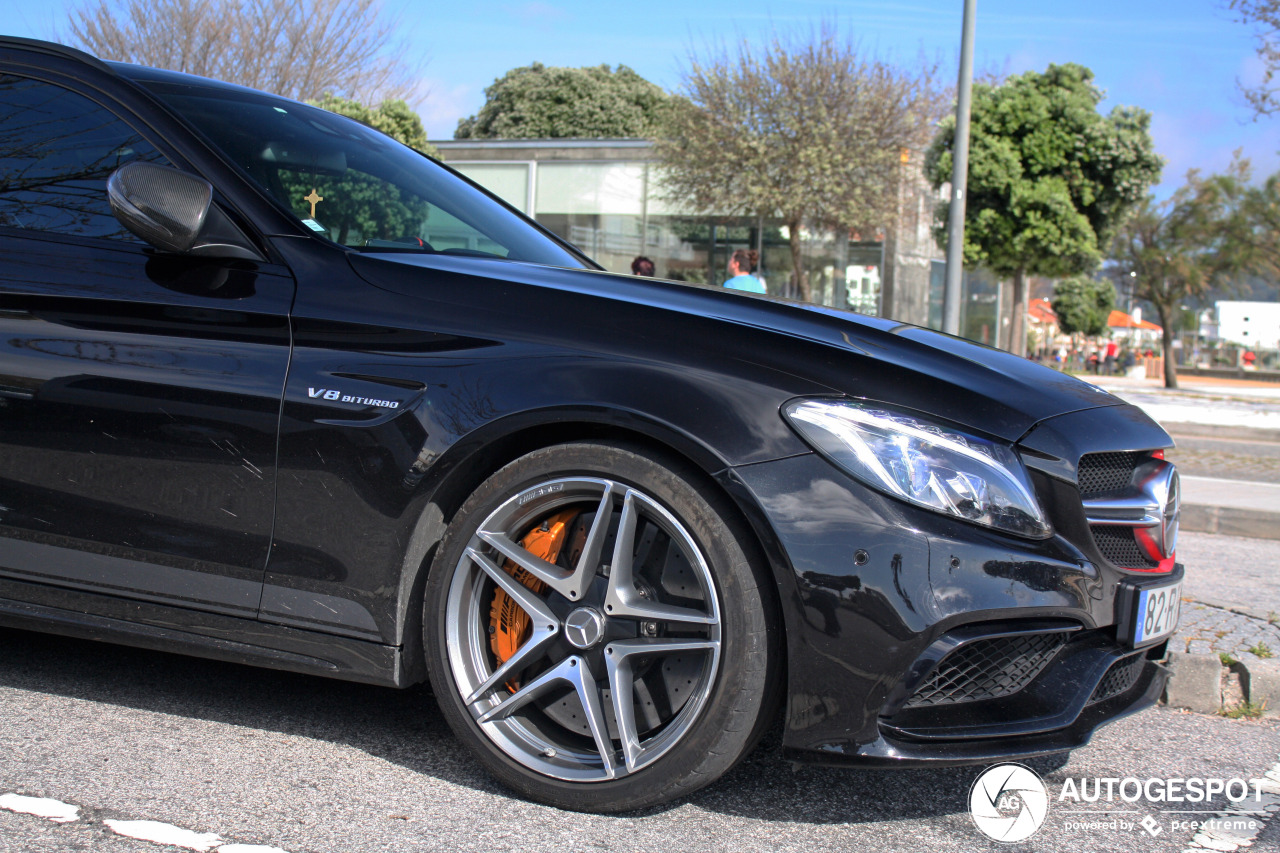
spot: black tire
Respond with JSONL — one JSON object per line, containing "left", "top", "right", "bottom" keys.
{"left": 424, "top": 441, "right": 775, "bottom": 812}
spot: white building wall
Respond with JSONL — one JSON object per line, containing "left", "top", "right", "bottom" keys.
{"left": 1215, "top": 301, "right": 1280, "bottom": 350}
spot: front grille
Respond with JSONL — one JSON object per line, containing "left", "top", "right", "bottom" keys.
{"left": 1077, "top": 451, "right": 1144, "bottom": 496}
{"left": 1077, "top": 451, "right": 1166, "bottom": 570}
{"left": 1089, "top": 653, "right": 1146, "bottom": 704}
{"left": 904, "top": 633, "right": 1068, "bottom": 708}
{"left": 1090, "top": 526, "right": 1161, "bottom": 570}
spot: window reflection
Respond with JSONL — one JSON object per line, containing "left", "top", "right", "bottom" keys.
{"left": 0, "top": 75, "right": 167, "bottom": 240}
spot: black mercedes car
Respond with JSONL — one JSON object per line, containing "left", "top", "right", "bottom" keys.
{"left": 0, "top": 37, "right": 1183, "bottom": 813}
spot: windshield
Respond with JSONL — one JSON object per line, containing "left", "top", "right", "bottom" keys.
{"left": 130, "top": 72, "right": 589, "bottom": 269}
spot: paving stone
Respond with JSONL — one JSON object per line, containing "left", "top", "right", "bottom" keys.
{"left": 1171, "top": 599, "right": 1280, "bottom": 664}
{"left": 1166, "top": 438, "right": 1280, "bottom": 484}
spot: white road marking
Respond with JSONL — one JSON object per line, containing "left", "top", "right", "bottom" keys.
{"left": 2, "top": 791, "right": 293, "bottom": 850}
{"left": 1181, "top": 474, "right": 1280, "bottom": 489}
{"left": 0, "top": 793, "right": 79, "bottom": 823}
{"left": 1182, "top": 756, "right": 1280, "bottom": 851}
{"left": 105, "top": 819, "right": 223, "bottom": 851}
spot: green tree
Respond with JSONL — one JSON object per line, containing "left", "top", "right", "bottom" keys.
{"left": 455, "top": 63, "right": 669, "bottom": 139}
{"left": 1111, "top": 159, "right": 1250, "bottom": 388}
{"left": 311, "top": 93, "right": 434, "bottom": 154}
{"left": 282, "top": 95, "right": 434, "bottom": 245}
{"left": 1237, "top": 171, "right": 1280, "bottom": 278}
{"left": 655, "top": 22, "right": 947, "bottom": 301}
{"left": 926, "top": 63, "right": 1162, "bottom": 356}
{"left": 1051, "top": 275, "right": 1116, "bottom": 337}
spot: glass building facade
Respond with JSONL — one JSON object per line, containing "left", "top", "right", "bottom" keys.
{"left": 435, "top": 139, "right": 959, "bottom": 329}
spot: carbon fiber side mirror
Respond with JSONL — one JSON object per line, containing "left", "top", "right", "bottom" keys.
{"left": 107, "top": 161, "right": 263, "bottom": 261}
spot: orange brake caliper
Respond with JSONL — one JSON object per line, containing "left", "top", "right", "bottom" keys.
{"left": 488, "top": 509, "right": 578, "bottom": 691}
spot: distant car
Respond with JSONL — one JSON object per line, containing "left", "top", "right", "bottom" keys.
{"left": 0, "top": 37, "right": 1183, "bottom": 813}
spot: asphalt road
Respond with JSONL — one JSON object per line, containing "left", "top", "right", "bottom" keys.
{"left": 2, "top": 605, "right": 1278, "bottom": 852}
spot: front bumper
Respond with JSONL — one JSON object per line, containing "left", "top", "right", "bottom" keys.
{"left": 720, "top": 450, "right": 1177, "bottom": 767}
{"left": 791, "top": 653, "right": 1167, "bottom": 768}
{"left": 841, "top": 634, "right": 1170, "bottom": 767}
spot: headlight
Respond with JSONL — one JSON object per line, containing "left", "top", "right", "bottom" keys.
{"left": 784, "top": 399, "right": 1051, "bottom": 538}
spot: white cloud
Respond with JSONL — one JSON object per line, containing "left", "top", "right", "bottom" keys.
{"left": 408, "top": 77, "right": 482, "bottom": 140}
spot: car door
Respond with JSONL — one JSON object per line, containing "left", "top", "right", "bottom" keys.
{"left": 0, "top": 68, "right": 294, "bottom": 619}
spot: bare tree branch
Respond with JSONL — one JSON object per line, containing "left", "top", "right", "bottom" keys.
{"left": 1229, "top": 0, "right": 1280, "bottom": 117}
{"left": 653, "top": 22, "right": 948, "bottom": 301}
{"left": 65, "top": 0, "right": 421, "bottom": 104}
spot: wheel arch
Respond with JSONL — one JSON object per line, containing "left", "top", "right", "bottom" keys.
{"left": 394, "top": 406, "right": 789, "bottom": 721}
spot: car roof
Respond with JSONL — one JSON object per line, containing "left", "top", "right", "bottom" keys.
{"left": 0, "top": 37, "right": 302, "bottom": 107}
{"left": 0, "top": 36, "right": 112, "bottom": 71}
{"left": 109, "top": 61, "right": 295, "bottom": 102}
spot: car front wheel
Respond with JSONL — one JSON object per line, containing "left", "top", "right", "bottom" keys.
{"left": 424, "top": 441, "right": 775, "bottom": 812}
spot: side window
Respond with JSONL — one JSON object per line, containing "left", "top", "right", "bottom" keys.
{"left": 0, "top": 73, "right": 167, "bottom": 240}
{"left": 276, "top": 166, "right": 509, "bottom": 255}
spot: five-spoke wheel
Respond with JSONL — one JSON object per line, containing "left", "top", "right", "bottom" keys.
{"left": 425, "top": 442, "right": 774, "bottom": 812}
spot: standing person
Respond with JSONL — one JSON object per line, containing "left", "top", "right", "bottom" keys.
{"left": 724, "top": 249, "right": 764, "bottom": 293}
{"left": 1104, "top": 339, "right": 1118, "bottom": 375}
{"left": 631, "top": 256, "right": 655, "bottom": 277}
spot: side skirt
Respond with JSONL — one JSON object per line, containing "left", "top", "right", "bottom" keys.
{"left": 0, "top": 580, "right": 413, "bottom": 688}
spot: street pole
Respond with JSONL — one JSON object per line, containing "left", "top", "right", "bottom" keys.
{"left": 942, "top": 0, "right": 976, "bottom": 337}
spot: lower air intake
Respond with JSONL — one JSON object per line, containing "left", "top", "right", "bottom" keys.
{"left": 1089, "top": 653, "right": 1146, "bottom": 704}
{"left": 904, "top": 633, "right": 1067, "bottom": 708}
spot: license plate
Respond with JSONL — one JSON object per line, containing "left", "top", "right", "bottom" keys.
{"left": 1130, "top": 581, "right": 1183, "bottom": 645}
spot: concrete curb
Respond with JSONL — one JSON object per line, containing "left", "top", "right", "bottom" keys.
{"left": 1163, "top": 652, "right": 1279, "bottom": 717}
{"left": 1181, "top": 504, "right": 1280, "bottom": 541}
{"left": 1248, "top": 660, "right": 1280, "bottom": 716}
{"left": 1164, "top": 650, "right": 1280, "bottom": 718}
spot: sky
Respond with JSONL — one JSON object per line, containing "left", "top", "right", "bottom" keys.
{"left": 3, "top": 0, "right": 1279, "bottom": 196}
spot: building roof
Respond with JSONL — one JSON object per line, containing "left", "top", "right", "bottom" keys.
{"left": 431, "top": 138, "right": 656, "bottom": 162}
{"left": 1028, "top": 298, "right": 1058, "bottom": 325}
{"left": 1108, "top": 309, "right": 1162, "bottom": 331}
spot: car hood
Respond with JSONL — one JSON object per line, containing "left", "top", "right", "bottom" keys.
{"left": 351, "top": 253, "right": 1129, "bottom": 443}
